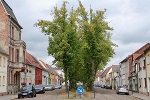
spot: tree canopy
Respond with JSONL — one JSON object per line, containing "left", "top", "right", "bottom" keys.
{"left": 35, "top": 0, "right": 117, "bottom": 91}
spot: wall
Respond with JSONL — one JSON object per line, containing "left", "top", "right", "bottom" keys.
{"left": 0, "top": 1, "right": 9, "bottom": 53}
{"left": 137, "top": 56, "right": 147, "bottom": 94}
{"left": 0, "top": 53, "right": 8, "bottom": 96}
{"left": 120, "top": 60, "right": 129, "bottom": 85}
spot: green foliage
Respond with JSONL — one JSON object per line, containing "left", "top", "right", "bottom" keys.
{"left": 35, "top": 0, "right": 117, "bottom": 91}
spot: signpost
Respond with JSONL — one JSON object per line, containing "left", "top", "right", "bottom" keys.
{"left": 77, "top": 86, "right": 84, "bottom": 98}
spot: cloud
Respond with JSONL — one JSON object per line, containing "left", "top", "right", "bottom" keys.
{"left": 4, "top": 0, "right": 150, "bottom": 68}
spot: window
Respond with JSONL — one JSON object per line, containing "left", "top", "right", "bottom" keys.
{"left": 8, "top": 70, "right": 10, "bottom": 84}
{"left": 23, "top": 51, "right": 25, "bottom": 63}
{"left": 14, "top": 74, "right": 17, "bottom": 84}
{"left": 0, "top": 56, "right": 2, "bottom": 67}
{"left": 10, "top": 25, "right": 14, "bottom": 39}
{"left": 12, "top": 26, "right": 14, "bottom": 39}
{"left": 12, "top": 48, "right": 14, "bottom": 62}
{"left": 11, "top": 70, "right": 13, "bottom": 84}
{"left": 143, "top": 60, "right": 146, "bottom": 69}
{"left": 3, "top": 76, "right": 5, "bottom": 86}
{"left": 138, "top": 63, "right": 141, "bottom": 71}
{"left": 3, "top": 57, "right": 5, "bottom": 67}
{"left": 0, "top": 76, "right": 1, "bottom": 86}
{"left": 139, "top": 78, "right": 141, "bottom": 87}
{"left": 16, "top": 49, "right": 19, "bottom": 62}
{"left": 144, "top": 78, "right": 147, "bottom": 87}
{"left": 9, "top": 47, "right": 11, "bottom": 61}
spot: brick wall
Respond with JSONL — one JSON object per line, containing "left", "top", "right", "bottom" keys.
{"left": 0, "top": 2, "right": 9, "bottom": 53}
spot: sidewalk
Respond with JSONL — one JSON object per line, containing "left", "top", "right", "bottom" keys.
{"left": 0, "top": 94, "right": 17, "bottom": 100}
{"left": 130, "top": 91, "right": 150, "bottom": 100}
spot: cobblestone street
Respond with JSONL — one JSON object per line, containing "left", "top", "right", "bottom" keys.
{"left": 0, "top": 87, "right": 142, "bottom": 100}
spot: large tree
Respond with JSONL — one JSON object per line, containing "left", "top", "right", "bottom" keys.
{"left": 35, "top": 0, "right": 116, "bottom": 91}
{"left": 76, "top": 1, "right": 117, "bottom": 90}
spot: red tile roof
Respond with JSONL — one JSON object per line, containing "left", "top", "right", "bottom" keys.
{"left": 120, "top": 43, "right": 150, "bottom": 63}
{"left": 25, "top": 51, "right": 42, "bottom": 69}
{"left": 100, "top": 66, "right": 112, "bottom": 77}
{"left": 96, "top": 71, "right": 102, "bottom": 77}
{"left": 39, "top": 60, "right": 51, "bottom": 73}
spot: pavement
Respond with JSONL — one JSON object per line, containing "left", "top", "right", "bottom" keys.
{"left": 1, "top": 91, "right": 150, "bottom": 100}
{"left": 130, "top": 91, "right": 150, "bottom": 100}
{"left": 0, "top": 94, "right": 17, "bottom": 100}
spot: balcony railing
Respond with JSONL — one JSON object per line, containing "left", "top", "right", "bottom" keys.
{"left": 14, "top": 40, "right": 26, "bottom": 48}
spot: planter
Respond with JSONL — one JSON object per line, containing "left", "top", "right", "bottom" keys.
{"left": 21, "top": 82, "right": 26, "bottom": 85}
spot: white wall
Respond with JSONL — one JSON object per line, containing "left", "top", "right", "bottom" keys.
{"left": 42, "top": 70, "right": 49, "bottom": 85}
{"left": 137, "top": 56, "right": 147, "bottom": 94}
{"left": 0, "top": 53, "right": 8, "bottom": 93}
{"left": 120, "top": 61, "right": 129, "bottom": 85}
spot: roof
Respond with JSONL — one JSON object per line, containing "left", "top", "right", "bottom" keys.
{"left": 100, "top": 66, "right": 112, "bottom": 77}
{"left": 46, "top": 64, "right": 56, "bottom": 75}
{"left": 0, "top": 47, "right": 8, "bottom": 55}
{"left": 120, "top": 43, "right": 150, "bottom": 63}
{"left": 96, "top": 71, "right": 102, "bottom": 77}
{"left": 112, "top": 65, "right": 120, "bottom": 72}
{"left": 39, "top": 60, "right": 51, "bottom": 73}
{"left": 46, "top": 64, "right": 61, "bottom": 77}
{"left": 0, "top": 0, "right": 22, "bottom": 29}
{"left": 25, "top": 51, "right": 42, "bottom": 69}
{"left": 144, "top": 45, "right": 150, "bottom": 53}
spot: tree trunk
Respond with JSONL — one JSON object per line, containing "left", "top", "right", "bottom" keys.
{"left": 91, "top": 57, "right": 95, "bottom": 91}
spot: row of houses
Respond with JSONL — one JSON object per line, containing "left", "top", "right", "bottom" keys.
{"left": 95, "top": 43, "right": 150, "bottom": 96}
{"left": 0, "top": 0, "right": 62, "bottom": 96}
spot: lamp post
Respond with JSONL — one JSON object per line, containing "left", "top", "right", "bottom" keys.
{"left": 24, "top": 69, "right": 27, "bottom": 83}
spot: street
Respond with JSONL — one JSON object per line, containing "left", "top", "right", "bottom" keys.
{"left": 0, "top": 87, "right": 141, "bottom": 100}
{"left": 94, "top": 87, "right": 140, "bottom": 100}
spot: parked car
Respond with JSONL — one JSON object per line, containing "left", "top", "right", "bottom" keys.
{"left": 54, "top": 85, "right": 61, "bottom": 89}
{"left": 44, "top": 84, "right": 53, "bottom": 91}
{"left": 105, "top": 84, "right": 112, "bottom": 89}
{"left": 95, "top": 84, "right": 101, "bottom": 87}
{"left": 18, "top": 85, "right": 36, "bottom": 99}
{"left": 101, "top": 84, "right": 106, "bottom": 88}
{"left": 116, "top": 85, "right": 129, "bottom": 95}
{"left": 34, "top": 84, "right": 45, "bottom": 94}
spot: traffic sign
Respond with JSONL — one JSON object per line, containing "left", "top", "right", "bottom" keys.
{"left": 77, "top": 86, "right": 84, "bottom": 95}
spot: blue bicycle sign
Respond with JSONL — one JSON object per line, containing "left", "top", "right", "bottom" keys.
{"left": 77, "top": 86, "right": 84, "bottom": 95}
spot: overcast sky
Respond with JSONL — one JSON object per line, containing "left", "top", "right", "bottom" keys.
{"left": 5, "top": 0, "right": 150, "bottom": 68}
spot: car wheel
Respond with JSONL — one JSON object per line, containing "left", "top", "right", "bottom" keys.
{"left": 43, "top": 90, "right": 45, "bottom": 93}
{"left": 18, "top": 96, "right": 21, "bottom": 99}
{"left": 34, "top": 94, "right": 36, "bottom": 97}
{"left": 126, "top": 93, "right": 129, "bottom": 95}
{"left": 31, "top": 93, "right": 34, "bottom": 98}
{"left": 116, "top": 92, "right": 119, "bottom": 94}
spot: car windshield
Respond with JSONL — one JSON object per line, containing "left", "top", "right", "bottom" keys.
{"left": 34, "top": 85, "right": 42, "bottom": 88}
{"left": 120, "top": 86, "right": 127, "bottom": 88}
{"left": 21, "top": 86, "right": 32, "bottom": 91}
{"left": 46, "top": 85, "right": 52, "bottom": 87}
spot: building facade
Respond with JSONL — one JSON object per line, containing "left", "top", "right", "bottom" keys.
{"left": 0, "top": 47, "right": 8, "bottom": 96}
{"left": 0, "top": 0, "right": 26, "bottom": 94}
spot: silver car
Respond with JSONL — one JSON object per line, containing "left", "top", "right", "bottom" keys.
{"left": 116, "top": 86, "right": 129, "bottom": 95}
{"left": 44, "top": 84, "right": 53, "bottom": 91}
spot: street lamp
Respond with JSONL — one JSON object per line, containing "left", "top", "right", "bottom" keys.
{"left": 24, "top": 69, "right": 27, "bottom": 83}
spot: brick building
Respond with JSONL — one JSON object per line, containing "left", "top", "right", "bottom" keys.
{"left": 0, "top": 0, "right": 26, "bottom": 94}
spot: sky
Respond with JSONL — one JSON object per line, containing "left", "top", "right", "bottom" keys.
{"left": 4, "top": 0, "right": 150, "bottom": 68}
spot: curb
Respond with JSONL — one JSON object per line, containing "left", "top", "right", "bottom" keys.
{"left": 130, "top": 95, "right": 143, "bottom": 100}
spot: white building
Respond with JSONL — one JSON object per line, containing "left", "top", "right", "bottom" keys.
{"left": 0, "top": 47, "right": 8, "bottom": 96}
{"left": 136, "top": 54, "right": 147, "bottom": 94}
{"left": 120, "top": 57, "right": 130, "bottom": 86}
